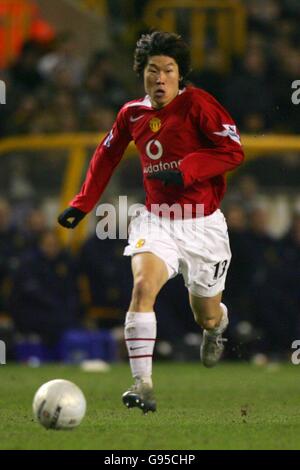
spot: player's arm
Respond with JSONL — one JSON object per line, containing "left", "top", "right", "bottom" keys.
{"left": 58, "top": 109, "right": 132, "bottom": 228}
{"left": 178, "top": 92, "right": 245, "bottom": 186}
{"left": 148, "top": 91, "right": 244, "bottom": 187}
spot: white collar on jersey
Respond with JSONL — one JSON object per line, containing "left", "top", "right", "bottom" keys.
{"left": 125, "top": 87, "right": 186, "bottom": 109}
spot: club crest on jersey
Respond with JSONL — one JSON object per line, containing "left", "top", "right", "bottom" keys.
{"left": 135, "top": 239, "right": 145, "bottom": 248}
{"left": 149, "top": 117, "right": 161, "bottom": 132}
{"left": 213, "top": 124, "right": 241, "bottom": 145}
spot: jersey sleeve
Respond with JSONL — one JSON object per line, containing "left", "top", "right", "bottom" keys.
{"left": 179, "top": 91, "right": 245, "bottom": 186}
{"left": 70, "top": 108, "right": 132, "bottom": 213}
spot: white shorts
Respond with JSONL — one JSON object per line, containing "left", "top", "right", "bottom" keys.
{"left": 123, "top": 208, "right": 232, "bottom": 298}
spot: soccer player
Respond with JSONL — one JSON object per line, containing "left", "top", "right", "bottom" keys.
{"left": 58, "top": 31, "right": 244, "bottom": 413}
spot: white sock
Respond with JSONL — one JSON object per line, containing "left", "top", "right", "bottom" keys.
{"left": 125, "top": 311, "right": 156, "bottom": 386}
{"left": 207, "top": 303, "right": 229, "bottom": 336}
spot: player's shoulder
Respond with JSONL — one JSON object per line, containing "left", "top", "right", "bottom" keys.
{"left": 185, "top": 85, "right": 230, "bottom": 118}
{"left": 119, "top": 96, "right": 152, "bottom": 118}
{"left": 185, "top": 86, "right": 220, "bottom": 105}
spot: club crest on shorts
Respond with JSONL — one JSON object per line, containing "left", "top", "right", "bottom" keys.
{"left": 135, "top": 239, "right": 146, "bottom": 248}
{"left": 149, "top": 118, "right": 161, "bottom": 132}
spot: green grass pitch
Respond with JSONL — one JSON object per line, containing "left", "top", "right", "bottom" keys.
{"left": 0, "top": 362, "right": 300, "bottom": 450}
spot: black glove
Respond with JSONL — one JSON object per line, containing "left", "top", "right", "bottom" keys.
{"left": 147, "top": 170, "right": 184, "bottom": 187}
{"left": 57, "top": 207, "right": 86, "bottom": 229}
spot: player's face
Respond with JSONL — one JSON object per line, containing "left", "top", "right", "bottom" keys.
{"left": 144, "top": 55, "right": 180, "bottom": 109}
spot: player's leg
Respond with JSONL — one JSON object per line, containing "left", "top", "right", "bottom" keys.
{"left": 189, "top": 291, "right": 229, "bottom": 367}
{"left": 178, "top": 209, "right": 231, "bottom": 367}
{"left": 123, "top": 252, "right": 169, "bottom": 413}
{"left": 128, "top": 251, "right": 169, "bottom": 312}
{"left": 189, "top": 291, "right": 224, "bottom": 330}
{"left": 122, "top": 208, "right": 179, "bottom": 411}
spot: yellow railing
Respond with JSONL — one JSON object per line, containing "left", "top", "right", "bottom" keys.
{"left": 1, "top": 133, "right": 300, "bottom": 247}
{"left": 144, "top": 0, "right": 246, "bottom": 70}
{"left": 70, "top": 0, "right": 108, "bottom": 16}
{"left": 0, "top": 134, "right": 136, "bottom": 248}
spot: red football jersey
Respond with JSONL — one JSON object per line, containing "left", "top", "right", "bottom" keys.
{"left": 70, "top": 86, "right": 244, "bottom": 216}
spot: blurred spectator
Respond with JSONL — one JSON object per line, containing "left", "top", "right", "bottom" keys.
{"left": 246, "top": 0, "right": 281, "bottom": 38}
{"left": 0, "top": 0, "right": 54, "bottom": 69}
{"left": 275, "top": 209, "right": 300, "bottom": 353}
{"left": 1, "top": 2, "right": 300, "bottom": 362}
{"left": 224, "top": 48, "right": 274, "bottom": 130}
{"left": 79, "top": 51, "right": 129, "bottom": 112}
{"left": 38, "top": 32, "right": 85, "bottom": 88}
{"left": 234, "top": 153, "right": 300, "bottom": 189}
{"left": 0, "top": 199, "right": 12, "bottom": 235}
{"left": 2, "top": 1, "right": 300, "bottom": 137}
{"left": 9, "top": 157, "right": 35, "bottom": 202}
{"left": 0, "top": 199, "right": 14, "bottom": 313}
{"left": 10, "top": 230, "right": 80, "bottom": 345}
{"left": 227, "top": 175, "right": 260, "bottom": 212}
{"left": 222, "top": 203, "right": 254, "bottom": 355}
{"left": 243, "top": 200, "right": 282, "bottom": 355}
{"left": 78, "top": 234, "right": 132, "bottom": 328}
{"left": 83, "top": 107, "right": 115, "bottom": 132}
{"left": 5, "top": 95, "right": 39, "bottom": 135}
{"left": 238, "top": 175, "right": 259, "bottom": 206}
{"left": 9, "top": 40, "right": 44, "bottom": 92}
{"left": 20, "top": 207, "right": 48, "bottom": 250}
{"left": 243, "top": 113, "right": 268, "bottom": 134}
{"left": 246, "top": 31, "right": 268, "bottom": 51}
{"left": 283, "top": 0, "right": 300, "bottom": 14}
{"left": 28, "top": 109, "right": 59, "bottom": 134}
{"left": 272, "top": 46, "right": 300, "bottom": 132}
{"left": 56, "top": 111, "right": 80, "bottom": 133}
{"left": 0, "top": 198, "right": 26, "bottom": 253}
{"left": 108, "top": 0, "right": 149, "bottom": 20}
{"left": 189, "top": 49, "right": 228, "bottom": 101}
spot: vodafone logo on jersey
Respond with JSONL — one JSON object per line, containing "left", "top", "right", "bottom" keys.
{"left": 145, "top": 139, "right": 163, "bottom": 160}
{"left": 144, "top": 137, "right": 182, "bottom": 175}
{"left": 144, "top": 159, "right": 182, "bottom": 175}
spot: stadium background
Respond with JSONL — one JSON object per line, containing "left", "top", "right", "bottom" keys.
{"left": 0, "top": 0, "right": 300, "bottom": 367}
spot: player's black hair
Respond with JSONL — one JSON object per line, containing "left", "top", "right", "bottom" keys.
{"left": 133, "top": 31, "right": 191, "bottom": 88}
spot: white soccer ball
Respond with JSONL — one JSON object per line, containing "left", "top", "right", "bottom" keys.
{"left": 32, "top": 379, "right": 86, "bottom": 430}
